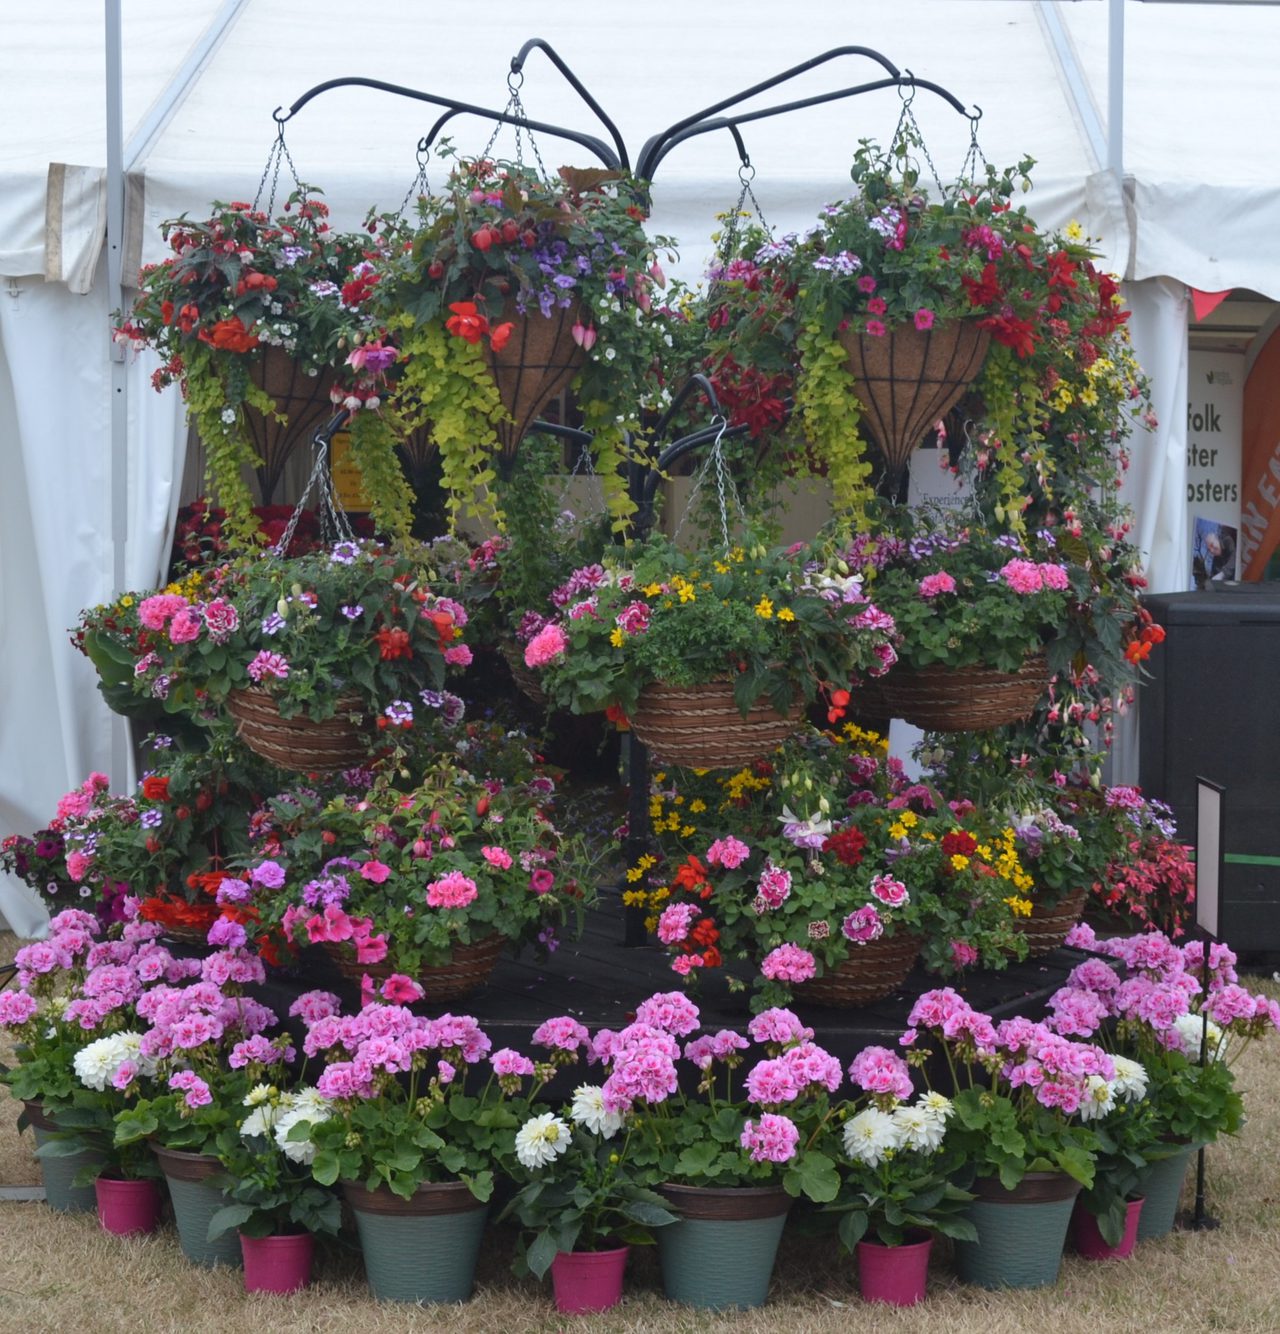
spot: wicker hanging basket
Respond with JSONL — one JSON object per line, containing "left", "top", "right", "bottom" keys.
{"left": 1012, "top": 884, "right": 1090, "bottom": 957}
{"left": 243, "top": 346, "right": 341, "bottom": 505}
{"left": 225, "top": 686, "right": 369, "bottom": 772}
{"left": 487, "top": 303, "right": 586, "bottom": 459}
{"left": 321, "top": 933, "right": 506, "bottom": 1004}
{"left": 630, "top": 678, "right": 801, "bottom": 770}
{"left": 873, "top": 653, "right": 1048, "bottom": 732}
{"left": 499, "top": 640, "right": 550, "bottom": 708}
{"left": 794, "top": 932, "right": 922, "bottom": 1007}
{"left": 837, "top": 321, "right": 990, "bottom": 482}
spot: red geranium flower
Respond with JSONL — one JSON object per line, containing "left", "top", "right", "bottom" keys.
{"left": 373, "top": 625, "right": 413, "bottom": 660}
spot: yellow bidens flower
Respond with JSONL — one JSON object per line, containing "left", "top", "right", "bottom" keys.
{"left": 609, "top": 627, "right": 626, "bottom": 649}
{"left": 1005, "top": 895, "right": 1033, "bottom": 917}
{"left": 671, "top": 576, "right": 696, "bottom": 604}
{"left": 777, "top": 606, "right": 796, "bottom": 622}
{"left": 1065, "top": 220, "right": 1085, "bottom": 240}
{"left": 754, "top": 597, "right": 774, "bottom": 619}
{"left": 950, "top": 854, "right": 971, "bottom": 872}
{"left": 625, "top": 853, "right": 657, "bottom": 884}
{"left": 642, "top": 582, "right": 663, "bottom": 597}
{"left": 689, "top": 799, "right": 707, "bottom": 814}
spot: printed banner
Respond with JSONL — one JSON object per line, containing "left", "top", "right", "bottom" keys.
{"left": 1239, "top": 328, "right": 1280, "bottom": 580}
{"left": 1186, "top": 351, "right": 1243, "bottom": 588}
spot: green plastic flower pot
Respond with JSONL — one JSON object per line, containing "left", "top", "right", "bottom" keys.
{"left": 26, "top": 1102, "right": 103, "bottom": 1214}
{"left": 1135, "top": 1140, "right": 1197, "bottom": 1242}
{"left": 657, "top": 1183, "right": 791, "bottom": 1311}
{"left": 953, "top": 1172, "right": 1081, "bottom": 1290}
{"left": 344, "top": 1180, "right": 487, "bottom": 1305}
{"left": 152, "top": 1145, "right": 241, "bottom": 1269}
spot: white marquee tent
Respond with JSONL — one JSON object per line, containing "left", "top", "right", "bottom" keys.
{"left": 3, "top": 0, "right": 1279, "bottom": 933}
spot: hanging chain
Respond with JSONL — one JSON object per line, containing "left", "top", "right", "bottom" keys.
{"left": 554, "top": 436, "right": 603, "bottom": 518}
{"left": 673, "top": 417, "right": 744, "bottom": 553}
{"left": 481, "top": 71, "right": 549, "bottom": 179}
{"left": 958, "top": 108, "right": 990, "bottom": 191}
{"left": 398, "top": 140, "right": 433, "bottom": 218}
{"left": 890, "top": 75, "right": 945, "bottom": 199}
{"left": 717, "top": 160, "right": 771, "bottom": 268}
{"left": 253, "top": 125, "right": 306, "bottom": 216}
{"left": 273, "top": 431, "right": 356, "bottom": 558}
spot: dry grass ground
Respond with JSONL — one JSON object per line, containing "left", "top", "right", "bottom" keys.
{"left": 2, "top": 931, "right": 1278, "bottom": 1333}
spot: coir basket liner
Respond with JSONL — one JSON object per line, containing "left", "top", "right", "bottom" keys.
{"left": 321, "top": 933, "right": 506, "bottom": 1004}
{"left": 630, "top": 678, "right": 801, "bottom": 770}
{"left": 226, "top": 686, "right": 368, "bottom": 772}
{"left": 872, "top": 653, "right": 1048, "bottom": 733}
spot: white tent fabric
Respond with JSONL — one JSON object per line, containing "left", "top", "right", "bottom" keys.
{"left": 1, "top": 0, "right": 1275, "bottom": 932}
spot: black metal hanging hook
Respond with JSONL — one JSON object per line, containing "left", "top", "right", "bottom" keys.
{"left": 272, "top": 75, "right": 620, "bottom": 168}
{"left": 510, "top": 38, "right": 630, "bottom": 170}
{"left": 636, "top": 45, "right": 977, "bottom": 182}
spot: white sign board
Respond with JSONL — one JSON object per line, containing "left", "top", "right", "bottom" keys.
{"left": 1195, "top": 779, "right": 1223, "bottom": 941}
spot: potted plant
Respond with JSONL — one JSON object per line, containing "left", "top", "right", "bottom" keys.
{"left": 206, "top": 1080, "right": 340, "bottom": 1293}
{"left": 522, "top": 534, "right": 897, "bottom": 768}
{"left": 827, "top": 1044, "right": 975, "bottom": 1305}
{"left": 249, "top": 736, "right": 591, "bottom": 998}
{"left": 112, "top": 940, "right": 286, "bottom": 1268}
{"left": 117, "top": 189, "right": 415, "bottom": 545}
{"left": 501, "top": 1080, "right": 678, "bottom": 1314}
{"left": 598, "top": 992, "right": 844, "bottom": 1311}
{"left": 901, "top": 987, "right": 1110, "bottom": 1289}
{"left": 848, "top": 506, "right": 1074, "bottom": 730}
{"left": 369, "top": 151, "right": 673, "bottom": 532}
{"left": 298, "top": 1002, "right": 535, "bottom": 1304}
{"left": 125, "top": 539, "right": 470, "bottom": 769}
{"left": 1054, "top": 925, "right": 1279, "bottom": 1240}
{"left": 644, "top": 726, "right": 1028, "bottom": 1006}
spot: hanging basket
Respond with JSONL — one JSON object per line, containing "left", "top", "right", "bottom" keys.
{"left": 499, "top": 640, "right": 550, "bottom": 708}
{"left": 838, "top": 320, "right": 990, "bottom": 481}
{"left": 320, "top": 933, "right": 506, "bottom": 1003}
{"left": 487, "top": 303, "right": 585, "bottom": 459}
{"left": 225, "top": 686, "right": 369, "bottom": 772}
{"left": 630, "top": 678, "right": 801, "bottom": 770}
{"left": 1012, "top": 883, "right": 1090, "bottom": 957}
{"left": 793, "top": 932, "right": 922, "bottom": 1008}
{"left": 873, "top": 653, "right": 1048, "bottom": 732}
{"left": 243, "top": 346, "right": 341, "bottom": 505}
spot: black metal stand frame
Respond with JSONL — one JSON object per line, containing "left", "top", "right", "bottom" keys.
{"left": 285, "top": 38, "right": 976, "bottom": 944}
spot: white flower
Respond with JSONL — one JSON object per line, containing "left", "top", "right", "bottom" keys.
{"left": 1110, "top": 1056, "right": 1149, "bottom": 1102}
{"left": 1172, "top": 1013, "right": 1227, "bottom": 1061}
{"left": 892, "top": 1103, "right": 945, "bottom": 1153}
{"left": 73, "top": 1031, "right": 146, "bottom": 1092}
{"left": 515, "top": 1113, "right": 572, "bottom": 1170}
{"left": 842, "top": 1108, "right": 899, "bottom": 1167}
{"left": 569, "top": 1085, "right": 625, "bottom": 1140}
{"left": 220, "top": 408, "right": 237, "bottom": 425}
{"left": 243, "top": 1083, "right": 275, "bottom": 1108}
{"left": 919, "top": 1090, "right": 954, "bottom": 1122}
{"left": 240, "top": 1104, "right": 278, "bottom": 1140}
{"left": 1078, "top": 1075, "right": 1117, "bottom": 1122}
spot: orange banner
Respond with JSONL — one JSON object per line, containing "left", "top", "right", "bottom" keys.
{"left": 1239, "top": 328, "right": 1280, "bottom": 581}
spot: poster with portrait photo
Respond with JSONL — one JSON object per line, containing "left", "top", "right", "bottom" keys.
{"left": 1191, "top": 516, "right": 1238, "bottom": 588}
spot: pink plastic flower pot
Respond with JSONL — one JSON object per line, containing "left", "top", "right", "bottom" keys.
{"left": 550, "top": 1246, "right": 629, "bottom": 1314}
{"left": 1071, "top": 1196, "right": 1144, "bottom": 1261}
{"left": 95, "top": 1177, "right": 162, "bottom": 1237}
{"left": 856, "top": 1232, "right": 933, "bottom": 1306}
{"left": 240, "top": 1231, "right": 315, "bottom": 1294}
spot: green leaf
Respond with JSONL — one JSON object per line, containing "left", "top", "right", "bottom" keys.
{"left": 527, "top": 1228, "right": 560, "bottom": 1280}
{"left": 206, "top": 1202, "right": 255, "bottom": 1242}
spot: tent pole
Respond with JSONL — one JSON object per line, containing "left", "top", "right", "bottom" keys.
{"left": 104, "top": 0, "right": 131, "bottom": 788}
{"left": 1108, "top": 0, "right": 1125, "bottom": 182}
